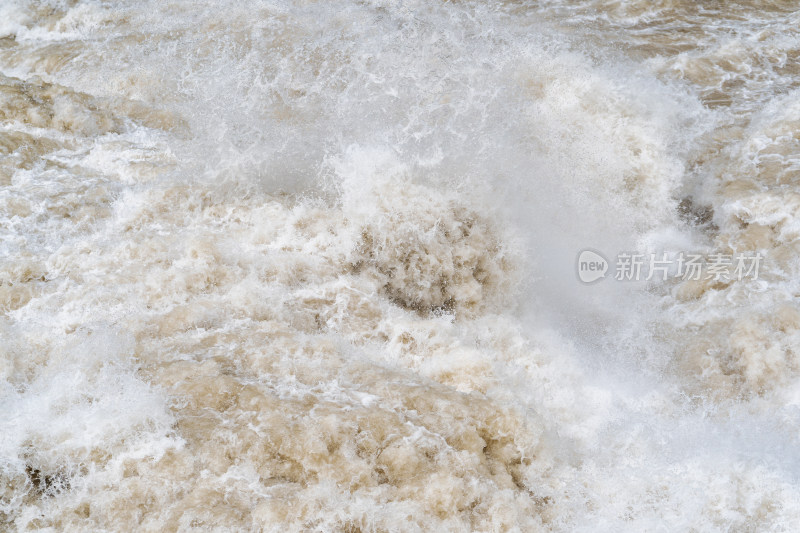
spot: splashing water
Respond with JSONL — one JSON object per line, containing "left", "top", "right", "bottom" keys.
{"left": 2, "top": 0, "right": 800, "bottom": 531}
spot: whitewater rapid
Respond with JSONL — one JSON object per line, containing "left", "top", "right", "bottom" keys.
{"left": 2, "top": 0, "right": 800, "bottom": 531}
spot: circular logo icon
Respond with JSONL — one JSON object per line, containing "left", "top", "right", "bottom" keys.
{"left": 576, "top": 249, "right": 608, "bottom": 284}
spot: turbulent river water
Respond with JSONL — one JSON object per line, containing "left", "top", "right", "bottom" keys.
{"left": 2, "top": 0, "right": 800, "bottom": 531}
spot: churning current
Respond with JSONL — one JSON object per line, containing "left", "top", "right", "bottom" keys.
{"left": 2, "top": 0, "right": 800, "bottom": 531}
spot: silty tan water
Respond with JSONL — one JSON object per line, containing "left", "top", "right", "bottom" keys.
{"left": 1, "top": 0, "right": 800, "bottom": 531}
